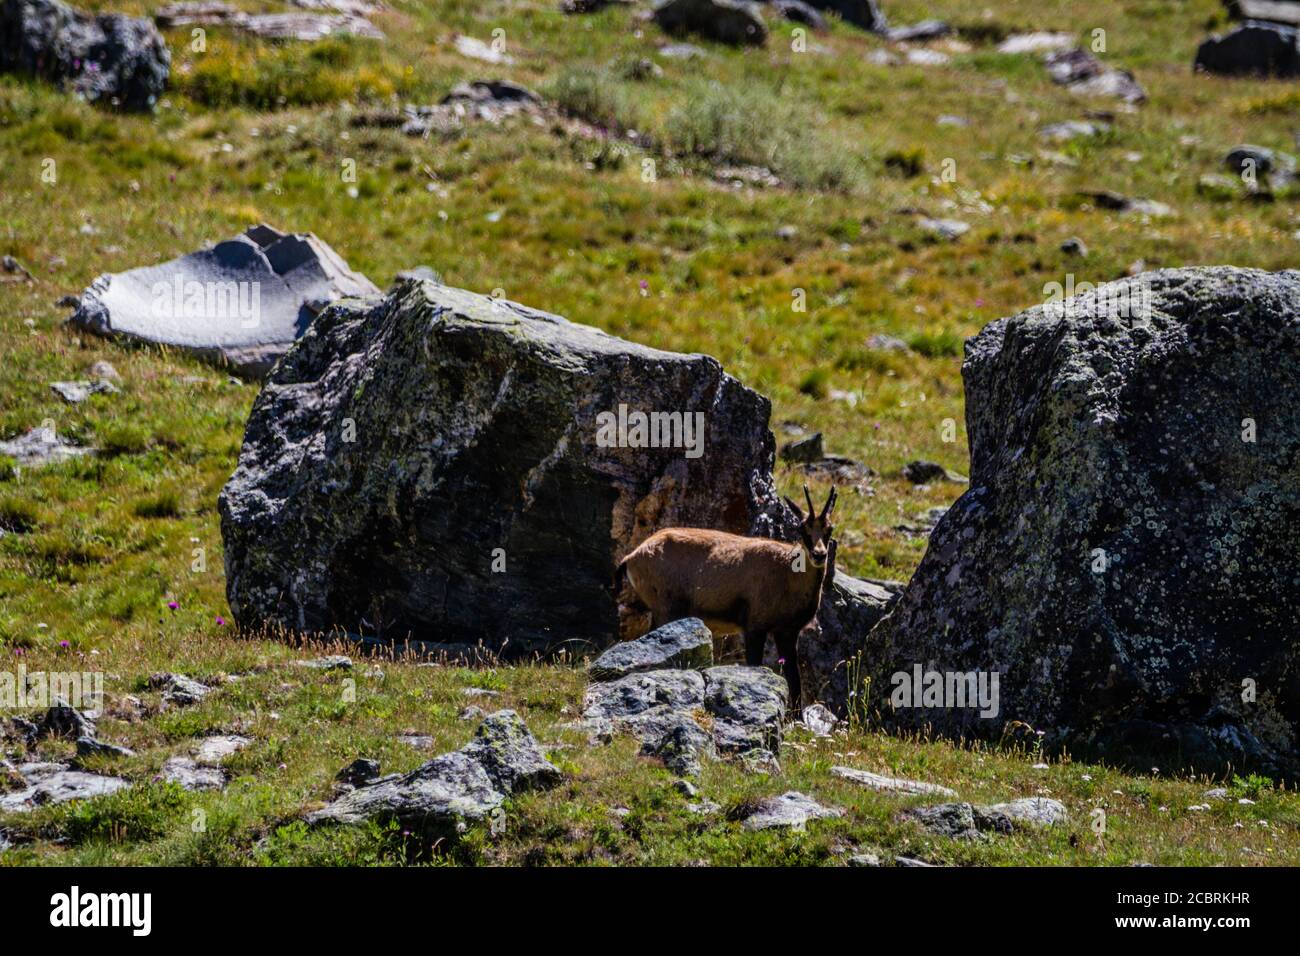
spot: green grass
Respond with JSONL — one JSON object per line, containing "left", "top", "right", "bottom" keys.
{"left": 1, "top": 0, "right": 1298, "bottom": 865}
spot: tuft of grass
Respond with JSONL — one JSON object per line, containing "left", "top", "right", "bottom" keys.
{"left": 134, "top": 489, "right": 184, "bottom": 519}
{"left": 0, "top": 497, "right": 39, "bottom": 534}
{"left": 906, "top": 329, "right": 964, "bottom": 358}
{"left": 547, "top": 66, "right": 644, "bottom": 133}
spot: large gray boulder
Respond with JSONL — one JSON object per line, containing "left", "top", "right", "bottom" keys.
{"left": 1195, "top": 20, "right": 1300, "bottom": 77}
{"left": 859, "top": 267, "right": 1300, "bottom": 777}
{"left": 652, "top": 0, "right": 768, "bottom": 46}
{"left": 800, "top": 0, "right": 884, "bottom": 30}
{"left": 69, "top": 225, "right": 379, "bottom": 380}
{"left": 219, "top": 277, "right": 787, "bottom": 658}
{"left": 306, "top": 711, "right": 560, "bottom": 835}
{"left": 0, "top": 0, "right": 170, "bottom": 110}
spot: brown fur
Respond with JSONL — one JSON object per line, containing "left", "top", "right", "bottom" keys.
{"left": 616, "top": 487, "right": 837, "bottom": 708}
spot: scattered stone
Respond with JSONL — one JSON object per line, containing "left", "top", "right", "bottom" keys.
{"left": 653, "top": 0, "right": 769, "bottom": 47}
{"left": 1039, "top": 119, "right": 1109, "bottom": 142}
{"left": 148, "top": 673, "right": 212, "bottom": 707}
{"left": 997, "top": 31, "right": 1074, "bottom": 54}
{"left": 893, "top": 505, "right": 948, "bottom": 536}
{"left": 87, "top": 360, "right": 121, "bottom": 381}
{"left": 38, "top": 696, "right": 97, "bottom": 741}
{"left": 794, "top": 455, "right": 874, "bottom": 491}
{"left": 1228, "top": 0, "right": 1300, "bottom": 27}
{"left": 459, "top": 705, "right": 485, "bottom": 722}
{"left": 398, "top": 733, "right": 434, "bottom": 750}
{"left": 1195, "top": 21, "right": 1299, "bottom": 77}
{"left": 866, "top": 333, "right": 910, "bottom": 351}
{"left": 335, "top": 757, "right": 381, "bottom": 788}
{"left": 299, "top": 655, "right": 353, "bottom": 671}
{"left": 657, "top": 41, "right": 708, "bottom": 58}
{"left": 978, "top": 797, "right": 1068, "bottom": 829}
{"left": 158, "top": 756, "right": 226, "bottom": 791}
{"left": 771, "top": 0, "right": 826, "bottom": 30}
{"left": 902, "top": 47, "right": 949, "bottom": 66}
{"left": 902, "top": 459, "right": 964, "bottom": 484}
{"left": 884, "top": 19, "right": 949, "bottom": 43}
{"left": 847, "top": 851, "right": 882, "bottom": 866}
{"left": 855, "top": 268, "right": 1300, "bottom": 777}
{"left": 192, "top": 734, "right": 251, "bottom": 765}
{"left": 1044, "top": 48, "right": 1146, "bottom": 103}
{"left": 587, "top": 618, "right": 714, "bottom": 682}
{"left": 462, "top": 688, "right": 501, "bottom": 699}
{"left": 0, "top": 0, "right": 169, "bottom": 110}
{"left": 895, "top": 855, "right": 936, "bottom": 867}
{"left": 741, "top": 791, "right": 842, "bottom": 830}
{"left": 674, "top": 779, "right": 698, "bottom": 798}
{"left": 688, "top": 798, "right": 721, "bottom": 814}
{"left": 0, "top": 426, "right": 92, "bottom": 470}
{"left": 584, "top": 669, "right": 706, "bottom": 722}
{"left": 779, "top": 432, "right": 824, "bottom": 464}
{"left": 49, "top": 380, "right": 118, "bottom": 404}
{"left": 2, "top": 254, "right": 32, "bottom": 281}
{"left": 1060, "top": 236, "right": 1088, "bottom": 256}
{"left": 219, "top": 278, "right": 789, "bottom": 657}
{"left": 831, "top": 766, "right": 957, "bottom": 797}
{"left": 155, "top": 3, "right": 384, "bottom": 41}
{"left": 1225, "top": 144, "right": 1296, "bottom": 189}
{"left": 713, "top": 164, "right": 782, "bottom": 189}
{"left": 906, "top": 801, "right": 983, "bottom": 839}
{"left": 936, "top": 114, "right": 968, "bottom": 127}
{"left": 452, "top": 33, "right": 512, "bottom": 64}
{"left": 0, "top": 762, "right": 130, "bottom": 811}
{"left": 800, "top": 703, "right": 837, "bottom": 736}
{"left": 1077, "top": 190, "right": 1173, "bottom": 217}
{"left": 917, "top": 217, "right": 969, "bottom": 240}
{"left": 307, "top": 711, "right": 561, "bottom": 837}
{"left": 75, "top": 736, "right": 134, "bottom": 759}
{"left": 69, "top": 224, "right": 379, "bottom": 380}
{"left": 800, "top": 0, "right": 884, "bottom": 31}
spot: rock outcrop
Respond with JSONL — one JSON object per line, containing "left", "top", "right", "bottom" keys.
{"left": 69, "top": 224, "right": 379, "bottom": 380}
{"left": 796, "top": 572, "right": 900, "bottom": 712}
{"left": 220, "top": 277, "right": 788, "bottom": 658}
{"left": 0, "top": 0, "right": 170, "bottom": 110}
{"left": 306, "top": 710, "right": 561, "bottom": 836}
{"left": 587, "top": 617, "right": 714, "bottom": 681}
{"left": 857, "top": 267, "right": 1300, "bottom": 777}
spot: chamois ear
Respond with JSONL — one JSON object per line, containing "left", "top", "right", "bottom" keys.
{"left": 803, "top": 484, "right": 815, "bottom": 516}
{"left": 821, "top": 486, "right": 838, "bottom": 519}
{"left": 783, "top": 496, "right": 803, "bottom": 521}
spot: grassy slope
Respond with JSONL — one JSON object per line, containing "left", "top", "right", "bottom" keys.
{"left": 0, "top": 0, "right": 1297, "bottom": 864}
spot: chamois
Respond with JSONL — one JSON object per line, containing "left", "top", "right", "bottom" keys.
{"left": 615, "top": 486, "right": 838, "bottom": 708}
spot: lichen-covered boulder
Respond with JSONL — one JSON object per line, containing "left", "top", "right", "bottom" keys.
{"left": 306, "top": 711, "right": 559, "bottom": 835}
{"left": 587, "top": 618, "right": 714, "bottom": 681}
{"left": 0, "top": 0, "right": 170, "bottom": 110}
{"left": 219, "top": 278, "right": 786, "bottom": 657}
{"left": 859, "top": 267, "right": 1300, "bottom": 777}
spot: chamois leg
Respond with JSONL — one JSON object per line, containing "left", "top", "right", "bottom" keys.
{"left": 743, "top": 630, "right": 766, "bottom": 666}
{"left": 774, "top": 631, "right": 801, "bottom": 712}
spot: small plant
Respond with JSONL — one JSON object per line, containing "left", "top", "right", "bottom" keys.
{"left": 798, "top": 368, "right": 831, "bottom": 400}
{"left": 0, "top": 497, "right": 38, "bottom": 534}
{"left": 1230, "top": 773, "right": 1274, "bottom": 800}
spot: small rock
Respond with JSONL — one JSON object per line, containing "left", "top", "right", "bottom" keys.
{"left": 159, "top": 756, "right": 226, "bottom": 792}
{"left": 847, "top": 851, "right": 882, "bottom": 867}
{"left": 1204, "top": 787, "right": 1229, "bottom": 801}
{"left": 1038, "top": 120, "right": 1108, "bottom": 142}
{"left": 779, "top": 432, "right": 824, "bottom": 464}
{"left": 49, "top": 380, "right": 119, "bottom": 404}
{"left": 901, "top": 459, "right": 961, "bottom": 484}
{"left": 741, "top": 791, "right": 842, "bottom": 830}
{"left": 459, "top": 705, "right": 485, "bottom": 722}
{"left": 39, "top": 696, "right": 97, "bottom": 741}
{"left": 917, "top": 217, "right": 969, "bottom": 241}
{"left": 652, "top": 0, "right": 769, "bottom": 48}
{"left": 895, "top": 855, "right": 936, "bottom": 867}
{"left": 997, "top": 32, "right": 1074, "bottom": 54}
{"left": 87, "top": 360, "right": 121, "bottom": 381}
{"left": 148, "top": 673, "right": 212, "bottom": 707}
{"left": 831, "top": 766, "right": 956, "bottom": 797}
{"left": 687, "top": 798, "right": 720, "bottom": 815}
{"left": 0, "top": 427, "right": 92, "bottom": 470}
{"left": 906, "top": 802, "right": 984, "bottom": 839}
{"left": 1195, "top": 21, "right": 1300, "bottom": 79}
{"left": 1044, "top": 48, "right": 1146, "bottom": 103}
{"left": 335, "top": 757, "right": 382, "bottom": 788}
{"left": 74, "top": 736, "right": 135, "bottom": 759}
{"left": 0, "top": 762, "right": 130, "bottom": 811}
{"left": 299, "top": 655, "right": 353, "bottom": 671}
{"left": 192, "top": 734, "right": 251, "bottom": 765}
{"left": 800, "top": 703, "right": 837, "bottom": 736}
{"left": 1060, "top": 236, "right": 1088, "bottom": 256}
{"left": 884, "top": 19, "right": 949, "bottom": 43}
{"left": 452, "top": 33, "right": 513, "bottom": 64}
{"left": 674, "top": 779, "right": 698, "bottom": 798}
{"left": 978, "top": 797, "right": 1068, "bottom": 829}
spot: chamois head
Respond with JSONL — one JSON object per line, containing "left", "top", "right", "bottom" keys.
{"left": 783, "top": 484, "right": 837, "bottom": 567}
